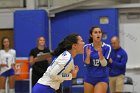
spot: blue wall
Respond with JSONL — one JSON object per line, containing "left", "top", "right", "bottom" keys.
{"left": 14, "top": 10, "right": 49, "bottom": 57}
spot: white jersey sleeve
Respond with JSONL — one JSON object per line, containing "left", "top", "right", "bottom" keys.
{"left": 10, "top": 49, "right": 16, "bottom": 64}
{"left": 38, "top": 51, "right": 75, "bottom": 90}
{"left": 49, "top": 53, "right": 73, "bottom": 80}
{"left": 0, "top": 50, "right": 4, "bottom": 64}
{"left": 49, "top": 63, "right": 73, "bottom": 80}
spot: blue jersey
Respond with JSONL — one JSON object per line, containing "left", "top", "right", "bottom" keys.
{"left": 83, "top": 42, "right": 111, "bottom": 77}
{"left": 109, "top": 47, "right": 128, "bottom": 76}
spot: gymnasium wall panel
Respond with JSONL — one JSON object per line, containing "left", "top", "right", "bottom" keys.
{"left": 14, "top": 10, "right": 49, "bottom": 57}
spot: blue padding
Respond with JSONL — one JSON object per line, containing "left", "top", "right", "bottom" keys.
{"left": 15, "top": 80, "right": 29, "bottom": 93}
{"left": 14, "top": 10, "right": 48, "bottom": 57}
{"left": 71, "top": 86, "right": 84, "bottom": 93}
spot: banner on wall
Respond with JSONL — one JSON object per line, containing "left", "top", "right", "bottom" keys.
{"left": 15, "top": 57, "right": 29, "bottom": 80}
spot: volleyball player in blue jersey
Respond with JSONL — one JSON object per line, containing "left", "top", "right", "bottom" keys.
{"left": 83, "top": 26, "right": 111, "bottom": 93}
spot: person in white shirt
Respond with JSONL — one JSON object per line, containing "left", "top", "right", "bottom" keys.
{"left": 0, "top": 37, "right": 16, "bottom": 93}
{"left": 32, "top": 34, "right": 85, "bottom": 93}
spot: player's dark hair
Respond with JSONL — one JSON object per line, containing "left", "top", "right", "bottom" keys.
{"left": 89, "top": 26, "right": 103, "bottom": 43}
{"left": 1, "top": 37, "right": 11, "bottom": 49}
{"left": 52, "top": 34, "right": 79, "bottom": 56}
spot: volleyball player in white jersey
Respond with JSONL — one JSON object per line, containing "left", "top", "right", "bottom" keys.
{"left": 0, "top": 37, "right": 16, "bottom": 93}
{"left": 32, "top": 34, "right": 85, "bottom": 93}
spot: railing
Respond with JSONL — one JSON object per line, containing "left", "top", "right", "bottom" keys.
{"left": 29, "top": 68, "right": 32, "bottom": 93}
{"left": 38, "top": 0, "right": 87, "bottom": 8}
{"left": 39, "top": 0, "right": 93, "bottom": 16}
{"left": 1, "top": 0, "right": 140, "bottom": 10}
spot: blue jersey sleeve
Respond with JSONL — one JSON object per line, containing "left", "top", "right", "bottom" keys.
{"left": 104, "top": 45, "right": 111, "bottom": 60}
{"left": 83, "top": 45, "right": 87, "bottom": 62}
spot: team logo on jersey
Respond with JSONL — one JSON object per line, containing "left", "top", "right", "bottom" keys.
{"left": 117, "top": 55, "right": 121, "bottom": 58}
{"left": 93, "top": 59, "right": 100, "bottom": 66}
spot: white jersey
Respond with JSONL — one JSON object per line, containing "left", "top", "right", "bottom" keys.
{"left": 0, "top": 49, "right": 16, "bottom": 74}
{"left": 38, "top": 51, "right": 75, "bottom": 90}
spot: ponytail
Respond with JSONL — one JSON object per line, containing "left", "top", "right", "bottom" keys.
{"left": 51, "top": 40, "right": 66, "bottom": 57}
{"left": 52, "top": 34, "right": 79, "bottom": 56}
{"left": 88, "top": 37, "right": 93, "bottom": 43}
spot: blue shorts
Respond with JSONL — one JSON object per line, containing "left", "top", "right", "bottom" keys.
{"left": 0, "top": 69, "right": 15, "bottom": 77}
{"left": 84, "top": 76, "right": 109, "bottom": 86}
{"left": 32, "top": 83, "right": 56, "bottom": 93}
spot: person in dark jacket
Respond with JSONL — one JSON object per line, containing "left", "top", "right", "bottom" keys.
{"left": 109, "top": 36, "right": 128, "bottom": 93}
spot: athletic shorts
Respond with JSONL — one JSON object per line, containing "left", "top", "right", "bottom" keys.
{"left": 32, "top": 83, "right": 56, "bottom": 93}
{"left": 84, "top": 76, "right": 109, "bottom": 86}
{"left": 0, "top": 69, "right": 15, "bottom": 77}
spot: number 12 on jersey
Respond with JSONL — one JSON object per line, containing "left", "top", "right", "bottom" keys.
{"left": 93, "top": 59, "right": 100, "bottom": 66}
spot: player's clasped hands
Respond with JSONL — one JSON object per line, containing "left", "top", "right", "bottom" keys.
{"left": 86, "top": 46, "right": 92, "bottom": 57}
{"left": 97, "top": 47, "right": 103, "bottom": 57}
